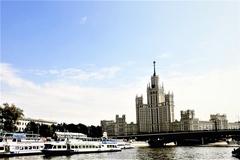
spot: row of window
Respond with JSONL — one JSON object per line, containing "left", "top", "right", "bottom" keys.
{"left": 70, "top": 145, "right": 101, "bottom": 149}
{"left": 50, "top": 144, "right": 117, "bottom": 149}
{"left": 15, "top": 145, "right": 44, "bottom": 150}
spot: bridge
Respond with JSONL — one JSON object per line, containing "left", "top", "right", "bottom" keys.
{"left": 114, "top": 129, "right": 240, "bottom": 147}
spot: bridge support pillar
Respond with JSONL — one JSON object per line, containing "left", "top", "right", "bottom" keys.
{"left": 201, "top": 137, "right": 204, "bottom": 145}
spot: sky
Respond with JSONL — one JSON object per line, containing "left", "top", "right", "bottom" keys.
{"left": 1, "top": 1, "right": 240, "bottom": 125}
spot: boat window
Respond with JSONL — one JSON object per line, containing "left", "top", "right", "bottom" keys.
{"left": 36, "top": 146, "right": 39, "bottom": 149}
{"left": 63, "top": 146, "right": 66, "bottom": 149}
{"left": 57, "top": 145, "right": 61, "bottom": 149}
{"left": 83, "top": 145, "right": 85, "bottom": 148}
{"left": 53, "top": 146, "right": 56, "bottom": 149}
{"left": 20, "top": 147, "right": 23, "bottom": 150}
{"left": 71, "top": 146, "right": 74, "bottom": 149}
{"left": 40, "top": 146, "right": 43, "bottom": 149}
{"left": 86, "top": 145, "right": 88, "bottom": 148}
{"left": 75, "top": 145, "right": 78, "bottom": 149}
{"left": 0, "top": 147, "right": 4, "bottom": 150}
{"left": 29, "top": 146, "right": 32, "bottom": 149}
{"left": 99, "top": 145, "right": 101, "bottom": 148}
{"left": 25, "top": 146, "right": 28, "bottom": 150}
{"left": 44, "top": 144, "right": 52, "bottom": 149}
{"left": 33, "top": 146, "right": 36, "bottom": 149}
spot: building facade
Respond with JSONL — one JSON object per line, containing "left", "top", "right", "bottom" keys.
{"left": 210, "top": 114, "right": 228, "bottom": 130}
{"left": 101, "top": 115, "right": 137, "bottom": 136}
{"left": 198, "top": 121, "right": 214, "bottom": 130}
{"left": 16, "top": 117, "right": 57, "bottom": 132}
{"left": 180, "top": 110, "right": 199, "bottom": 131}
{"left": 136, "top": 61, "right": 174, "bottom": 133}
{"left": 228, "top": 122, "right": 240, "bottom": 129}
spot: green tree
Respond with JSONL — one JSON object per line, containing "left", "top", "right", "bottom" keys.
{"left": 39, "top": 124, "right": 54, "bottom": 137}
{"left": 1, "top": 103, "right": 24, "bottom": 132}
{"left": 25, "top": 121, "right": 39, "bottom": 134}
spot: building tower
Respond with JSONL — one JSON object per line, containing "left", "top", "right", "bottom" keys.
{"left": 136, "top": 61, "right": 175, "bottom": 133}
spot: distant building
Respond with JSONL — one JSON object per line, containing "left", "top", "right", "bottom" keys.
{"left": 228, "top": 122, "right": 240, "bottom": 129}
{"left": 210, "top": 114, "right": 228, "bottom": 130}
{"left": 115, "top": 115, "right": 127, "bottom": 136}
{"left": 198, "top": 121, "right": 214, "bottom": 130}
{"left": 16, "top": 117, "right": 57, "bottom": 132}
{"left": 171, "top": 120, "right": 181, "bottom": 132}
{"left": 0, "top": 111, "right": 3, "bottom": 133}
{"left": 100, "top": 120, "right": 115, "bottom": 136}
{"left": 100, "top": 115, "right": 137, "bottom": 136}
{"left": 127, "top": 122, "right": 138, "bottom": 135}
{"left": 136, "top": 61, "right": 174, "bottom": 133}
{"left": 180, "top": 110, "right": 199, "bottom": 131}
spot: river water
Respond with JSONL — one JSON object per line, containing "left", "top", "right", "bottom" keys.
{"left": 2, "top": 146, "right": 239, "bottom": 160}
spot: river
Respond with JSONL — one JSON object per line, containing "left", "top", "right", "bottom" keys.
{"left": 1, "top": 146, "right": 239, "bottom": 160}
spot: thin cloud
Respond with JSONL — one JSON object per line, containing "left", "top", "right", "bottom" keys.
{"left": 1, "top": 63, "right": 240, "bottom": 125}
{"left": 29, "top": 66, "right": 121, "bottom": 81}
{"left": 80, "top": 16, "right": 87, "bottom": 24}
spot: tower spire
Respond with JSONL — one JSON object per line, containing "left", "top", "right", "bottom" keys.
{"left": 153, "top": 61, "right": 156, "bottom": 76}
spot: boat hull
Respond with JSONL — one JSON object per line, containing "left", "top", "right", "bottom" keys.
{"left": 42, "top": 149, "right": 121, "bottom": 157}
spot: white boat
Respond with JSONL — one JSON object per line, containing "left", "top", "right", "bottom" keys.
{"left": 42, "top": 132, "right": 121, "bottom": 156}
{"left": 117, "top": 140, "right": 134, "bottom": 149}
{"left": 0, "top": 133, "right": 44, "bottom": 157}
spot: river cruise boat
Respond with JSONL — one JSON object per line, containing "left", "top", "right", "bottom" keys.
{"left": 42, "top": 132, "right": 121, "bottom": 156}
{"left": 0, "top": 133, "right": 44, "bottom": 157}
{"left": 117, "top": 140, "right": 134, "bottom": 149}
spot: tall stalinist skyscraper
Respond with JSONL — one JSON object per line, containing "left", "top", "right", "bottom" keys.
{"left": 136, "top": 61, "right": 174, "bottom": 133}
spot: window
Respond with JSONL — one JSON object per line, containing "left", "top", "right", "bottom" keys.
{"left": 57, "top": 146, "right": 61, "bottom": 149}
{"left": 75, "top": 146, "right": 78, "bottom": 149}
{"left": 71, "top": 146, "right": 74, "bottom": 149}
{"left": 63, "top": 146, "right": 66, "bottom": 149}
{"left": 25, "top": 146, "right": 28, "bottom": 150}
{"left": 0, "top": 147, "right": 4, "bottom": 150}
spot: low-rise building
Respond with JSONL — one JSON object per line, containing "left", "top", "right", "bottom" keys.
{"left": 0, "top": 111, "right": 3, "bottom": 133}
{"left": 127, "top": 122, "right": 138, "bottom": 135}
{"left": 198, "top": 121, "right": 214, "bottom": 130}
{"left": 180, "top": 110, "right": 199, "bottom": 131}
{"left": 210, "top": 114, "right": 228, "bottom": 130}
{"left": 171, "top": 120, "right": 181, "bottom": 132}
{"left": 16, "top": 117, "right": 57, "bottom": 132}
{"left": 228, "top": 122, "right": 240, "bottom": 129}
{"left": 101, "top": 115, "right": 137, "bottom": 136}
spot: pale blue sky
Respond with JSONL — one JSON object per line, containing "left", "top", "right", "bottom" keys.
{"left": 1, "top": 1, "right": 240, "bottom": 124}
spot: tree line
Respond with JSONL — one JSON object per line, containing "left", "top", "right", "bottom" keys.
{"left": 0, "top": 103, "right": 102, "bottom": 137}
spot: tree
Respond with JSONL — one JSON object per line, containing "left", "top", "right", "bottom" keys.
{"left": 25, "top": 121, "right": 39, "bottom": 134}
{"left": 88, "top": 125, "right": 102, "bottom": 137}
{"left": 1, "top": 103, "right": 24, "bottom": 132}
{"left": 39, "top": 124, "right": 53, "bottom": 137}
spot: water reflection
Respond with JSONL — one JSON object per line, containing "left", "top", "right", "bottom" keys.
{"left": 2, "top": 146, "right": 237, "bottom": 160}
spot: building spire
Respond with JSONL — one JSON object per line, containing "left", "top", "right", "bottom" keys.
{"left": 153, "top": 61, "right": 156, "bottom": 76}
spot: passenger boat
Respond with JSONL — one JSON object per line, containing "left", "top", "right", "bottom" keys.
{"left": 42, "top": 132, "right": 121, "bottom": 156}
{"left": 0, "top": 133, "right": 44, "bottom": 157}
{"left": 232, "top": 147, "right": 240, "bottom": 158}
{"left": 117, "top": 140, "right": 134, "bottom": 149}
